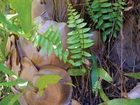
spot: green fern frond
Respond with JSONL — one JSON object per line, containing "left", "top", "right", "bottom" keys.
{"left": 67, "top": 3, "right": 93, "bottom": 66}
{"left": 32, "top": 26, "right": 69, "bottom": 63}
{"left": 88, "top": 0, "right": 125, "bottom": 41}
{"left": 67, "top": 3, "right": 94, "bottom": 76}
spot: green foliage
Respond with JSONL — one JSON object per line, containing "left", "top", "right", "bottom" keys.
{"left": 91, "top": 56, "right": 112, "bottom": 102}
{"left": 0, "top": 93, "right": 20, "bottom": 105}
{"left": 91, "top": 56, "right": 112, "bottom": 92}
{"left": 98, "top": 68, "right": 112, "bottom": 82}
{"left": 8, "top": 93, "right": 22, "bottom": 105}
{"left": 0, "top": 64, "right": 25, "bottom": 105}
{"left": 67, "top": 3, "right": 93, "bottom": 66}
{"left": 35, "top": 74, "right": 62, "bottom": 96}
{"left": 88, "top": 0, "right": 125, "bottom": 41}
{"left": 0, "top": 0, "right": 32, "bottom": 39}
{"left": 0, "top": 1, "right": 69, "bottom": 64}
{"left": 0, "top": 28, "right": 8, "bottom": 63}
{"left": 99, "top": 88, "right": 109, "bottom": 102}
{"left": 0, "top": 64, "right": 16, "bottom": 76}
{"left": 124, "top": 72, "right": 140, "bottom": 79}
{"left": 68, "top": 67, "right": 87, "bottom": 76}
{"left": 0, "top": 12, "right": 21, "bottom": 34}
{"left": 67, "top": 3, "right": 94, "bottom": 76}
{"left": 0, "top": 3, "right": 33, "bottom": 103}
{"left": 0, "top": 64, "right": 26, "bottom": 87}
{"left": 9, "top": 0, "right": 32, "bottom": 36}
{"left": 0, "top": 71, "right": 12, "bottom": 101}
{"left": 0, "top": 0, "right": 32, "bottom": 38}
{"left": 99, "top": 98, "right": 140, "bottom": 105}
{"left": 0, "top": 0, "right": 8, "bottom": 13}
{"left": 0, "top": 2, "right": 70, "bottom": 102}
{"left": 0, "top": 1, "right": 137, "bottom": 105}
{"left": 0, "top": 79, "right": 25, "bottom": 87}
{"left": 91, "top": 56, "right": 99, "bottom": 93}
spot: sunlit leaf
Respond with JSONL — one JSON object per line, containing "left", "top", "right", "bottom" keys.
{"left": 8, "top": 93, "right": 22, "bottom": 105}
{"left": 124, "top": 72, "right": 140, "bottom": 79}
{"left": 91, "top": 56, "right": 99, "bottom": 93}
{"left": 0, "top": 13, "right": 20, "bottom": 34}
{"left": 101, "top": 3, "right": 112, "bottom": 7}
{"left": 0, "top": 79, "right": 25, "bottom": 87}
{"left": 9, "top": 0, "right": 32, "bottom": 35}
{"left": 83, "top": 51, "right": 91, "bottom": 57}
{"left": 0, "top": 64, "right": 16, "bottom": 77}
{"left": 99, "top": 88, "right": 109, "bottom": 102}
{"left": 98, "top": 68, "right": 112, "bottom": 82}
{"left": 91, "top": 67, "right": 99, "bottom": 92}
{"left": 71, "top": 54, "right": 82, "bottom": 59}
{"left": 68, "top": 68, "right": 86, "bottom": 76}
{"left": 63, "top": 50, "right": 69, "bottom": 63}
{"left": 65, "top": 82, "right": 76, "bottom": 87}
{"left": 35, "top": 74, "right": 62, "bottom": 95}
{"left": 0, "top": 93, "right": 19, "bottom": 105}
{"left": 99, "top": 98, "right": 140, "bottom": 105}
{"left": 6, "top": 13, "right": 18, "bottom": 20}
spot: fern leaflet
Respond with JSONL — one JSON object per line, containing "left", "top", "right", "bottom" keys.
{"left": 67, "top": 3, "right": 94, "bottom": 76}
{"left": 32, "top": 25, "right": 69, "bottom": 63}
{"left": 88, "top": 0, "right": 125, "bottom": 41}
